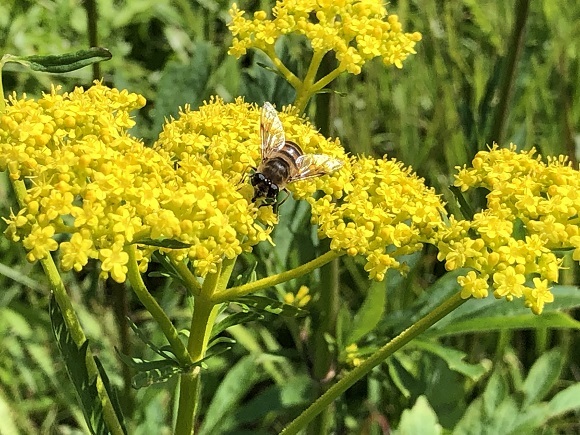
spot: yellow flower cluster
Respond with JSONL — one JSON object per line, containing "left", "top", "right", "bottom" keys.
{"left": 2, "top": 85, "right": 270, "bottom": 282}
{"left": 228, "top": 0, "right": 422, "bottom": 74}
{"left": 1, "top": 86, "right": 351, "bottom": 282}
{"left": 309, "top": 156, "right": 445, "bottom": 281}
{"left": 438, "top": 144, "right": 579, "bottom": 314}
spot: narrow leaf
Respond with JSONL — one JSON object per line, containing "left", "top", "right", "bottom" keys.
{"left": 116, "top": 349, "right": 179, "bottom": 372}
{"left": 233, "top": 295, "right": 308, "bottom": 317}
{"left": 50, "top": 295, "right": 107, "bottom": 434}
{"left": 134, "top": 238, "right": 193, "bottom": 249}
{"left": 210, "top": 311, "right": 263, "bottom": 339}
{"left": 199, "top": 356, "right": 261, "bottom": 435}
{"left": 132, "top": 365, "right": 185, "bottom": 389}
{"left": 126, "top": 317, "right": 178, "bottom": 361}
{"left": 3, "top": 48, "right": 112, "bottom": 73}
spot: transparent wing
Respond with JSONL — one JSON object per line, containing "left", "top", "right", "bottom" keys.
{"left": 260, "top": 102, "right": 286, "bottom": 160}
{"left": 288, "top": 154, "right": 344, "bottom": 183}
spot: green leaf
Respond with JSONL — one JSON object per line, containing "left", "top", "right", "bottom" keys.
{"left": 546, "top": 383, "right": 580, "bottom": 417}
{"left": 49, "top": 295, "right": 111, "bottom": 434}
{"left": 206, "top": 336, "right": 236, "bottom": 356}
{"left": 153, "top": 41, "right": 213, "bottom": 129}
{"left": 134, "top": 238, "right": 193, "bottom": 249}
{"left": 210, "top": 311, "right": 264, "bottom": 339}
{"left": 232, "top": 295, "right": 308, "bottom": 318}
{"left": 345, "top": 281, "right": 386, "bottom": 345}
{"left": 116, "top": 349, "right": 180, "bottom": 372}
{"left": 126, "top": 317, "right": 178, "bottom": 361}
{"left": 427, "top": 286, "right": 580, "bottom": 337}
{"left": 482, "top": 370, "right": 508, "bottom": 418}
{"left": 199, "top": 356, "right": 261, "bottom": 435}
{"left": 2, "top": 47, "right": 111, "bottom": 73}
{"left": 132, "top": 364, "right": 185, "bottom": 389}
{"left": 395, "top": 396, "right": 441, "bottom": 435}
{"left": 449, "top": 186, "right": 476, "bottom": 220}
{"left": 94, "top": 358, "right": 128, "bottom": 434}
{"left": 413, "top": 339, "right": 488, "bottom": 381}
{"left": 230, "top": 257, "right": 258, "bottom": 288}
{"left": 521, "top": 348, "right": 564, "bottom": 407}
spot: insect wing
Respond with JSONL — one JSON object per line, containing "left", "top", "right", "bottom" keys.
{"left": 288, "top": 154, "right": 344, "bottom": 183}
{"left": 260, "top": 102, "right": 286, "bottom": 160}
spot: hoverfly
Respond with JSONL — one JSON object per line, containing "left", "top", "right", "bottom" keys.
{"left": 251, "top": 102, "right": 343, "bottom": 208}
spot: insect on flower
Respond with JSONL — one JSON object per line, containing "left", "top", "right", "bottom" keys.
{"left": 251, "top": 102, "right": 343, "bottom": 208}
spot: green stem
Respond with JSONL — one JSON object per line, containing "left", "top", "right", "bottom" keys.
{"left": 10, "top": 178, "right": 124, "bottom": 435}
{"left": 310, "top": 67, "right": 344, "bottom": 95}
{"left": 126, "top": 245, "right": 192, "bottom": 366}
{"left": 294, "top": 50, "right": 326, "bottom": 114}
{"left": 171, "top": 257, "right": 202, "bottom": 296}
{"left": 175, "top": 257, "right": 236, "bottom": 434}
{"left": 264, "top": 46, "right": 301, "bottom": 89}
{"left": 280, "top": 292, "right": 467, "bottom": 435}
{"left": 212, "top": 250, "right": 343, "bottom": 303}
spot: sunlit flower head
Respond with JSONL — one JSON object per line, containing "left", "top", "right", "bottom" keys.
{"left": 439, "top": 144, "right": 577, "bottom": 314}
{"left": 1, "top": 85, "right": 348, "bottom": 282}
{"left": 309, "top": 156, "right": 446, "bottom": 281}
{"left": 228, "top": 0, "right": 422, "bottom": 74}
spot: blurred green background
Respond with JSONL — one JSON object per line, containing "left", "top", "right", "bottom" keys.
{"left": 0, "top": 0, "right": 579, "bottom": 433}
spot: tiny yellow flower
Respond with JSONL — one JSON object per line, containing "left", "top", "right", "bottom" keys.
{"left": 228, "top": 0, "right": 421, "bottom": 75}
{"left": 443, "top": 144, "right": 579, "bottom": 313}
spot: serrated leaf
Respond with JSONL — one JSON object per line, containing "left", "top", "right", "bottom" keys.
{"left": 134, "top": 238, "right": 193, "bottom": 249}
{"left": 50, "top": 295, "right": 108, "bottom": 434}
{"left": 153, "top": 41, "right": 213, "bottom": 128}
{"left": 126, "top": 318, "right": 178, "bottom": 361}
{"left": 116, "top": 349, "right": 179, "bottom": 372}
{"left": 132, "top": 364, "right": 185, "bottom": 389}
{"left": 521, "top": 348, "right": 564, "bottom": 407}
{"left": 232, "top": 295, "right": 308, "bottom": 318}
{"left": 210, "top": 311, "right": 263, "bottom": 339}
{"left": 94, "top": 358, "right": 128, "bottom": 434}
{"left": 2, "top": 47, "right": 111, "bottom": 73}
{"left": 345, "top": 281, "right": 386, "bottom": 345}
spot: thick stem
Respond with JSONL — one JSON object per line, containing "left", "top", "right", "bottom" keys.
{"left": 280, "top": 292, "right": 467, "bottom": 435}
{"left": 294, "top": 50, "right": 326, "bottom": 114}
{"left": 175, "top": 257, "right": 235, "bottom": 434}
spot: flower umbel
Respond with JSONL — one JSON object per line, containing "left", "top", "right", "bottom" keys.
{"left": 439, "top": 144, "right": 578, "bottom": 314}
{"left": 310, "top": 156, "right": 446, "bottom": 281}
{"left": 229, "top": 0, "right": 422, "bottom": 75}
{"left": 1, "top": 86, "right": 349, "bottom": 281}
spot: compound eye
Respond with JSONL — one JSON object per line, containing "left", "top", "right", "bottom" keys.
{"left": 269, "top": 184, "right": 279, "bottom": 198}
